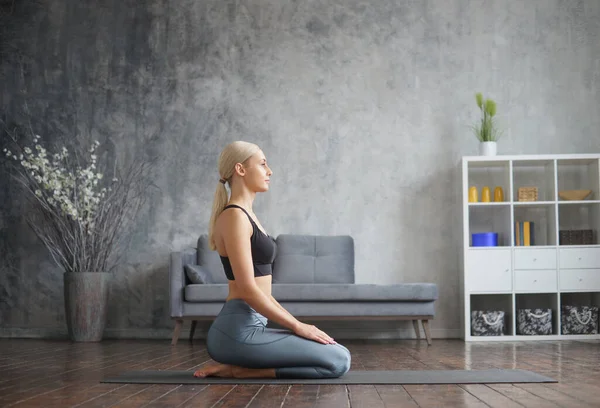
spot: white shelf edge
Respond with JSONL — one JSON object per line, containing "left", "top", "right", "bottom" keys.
{"left": 559, "top": 289, "right": 600, "bottom": 293}
{"left": 557, "top": 244, "right": 600, "bottom": 248}
{"left": 465, "top": 334, "right": 600, "bottom": 342}
{"left": 467, "top": 200, "right": 600, "bottom": 205}
{"left": 467, "top": 245, "right": 600, "bottom": 249}
{"left": 513, "top": 201, "right": 556, "bottom": 205}
{"left": 512, "top": 245, "right": 557, "bottom": 249}
{"left": 468, "top": 246, "right": 512, "bottom": 250}
{"left": 462, "top": 153, "right": 600, "bottom": 161}
{"left": 468, "top": 290, "right": 600, "bottom": 295}
{"left": 468, "top": 202, "right": 511, "bottom": 206}
{"left": 558, "top": 200, "right": 600, "bottom": 204}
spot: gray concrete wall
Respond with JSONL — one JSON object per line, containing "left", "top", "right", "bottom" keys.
{"left": 1, "top": 0, "right": 599, "bottom": 340}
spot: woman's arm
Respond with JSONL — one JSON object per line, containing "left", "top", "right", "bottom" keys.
{"left": 270, "top": 294, "right": 295, "bottom": 321}
{"left": 267, "top": 293, "right": 335, "bottom": 344}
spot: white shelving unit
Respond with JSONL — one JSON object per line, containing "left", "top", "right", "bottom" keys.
{"left": 460, "top": 154, "right": 600, "bottom": 341}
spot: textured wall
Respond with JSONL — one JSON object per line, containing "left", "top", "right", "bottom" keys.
{"left": 1, "top": 0, "right": 599, "bottom": 340}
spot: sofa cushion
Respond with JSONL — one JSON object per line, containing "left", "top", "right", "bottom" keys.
{"left": 184, "top": 264, "right": 214, "bottom": 284}
{"left": 184, "top": 283, "right": 437, "bottom": 302}
{"left": 272, "top": 235, "right": 354, "bottom": 284}
{"left": 274, "top": 301, "right": 436, "bottom": 317}
{"left": 182, "top": 300, "right": 436, "bottom": 317}
{"left": 273, "top": 283, "right": 438, "bottom": 301}
{"left": 196, "top": 235, "right": 229, "bottom": 283}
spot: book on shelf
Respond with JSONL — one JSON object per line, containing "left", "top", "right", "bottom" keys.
{"left": 514, "top": 221, "right": 535, "bottom": 246}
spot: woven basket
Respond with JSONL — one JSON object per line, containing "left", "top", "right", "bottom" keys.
{"left": 559, "top": 230, "right": 595, "bottom": 245}
{"left": 518, "top": 187, "right": 538, "bottom": 202}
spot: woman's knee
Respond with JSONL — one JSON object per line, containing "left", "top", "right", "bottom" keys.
{"left": 326, "top": 344, "right": 351, "bottom": 377}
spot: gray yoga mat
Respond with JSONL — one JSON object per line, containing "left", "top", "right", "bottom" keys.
{"left": 101, "top": 369, "right": 556, "bottom": 385}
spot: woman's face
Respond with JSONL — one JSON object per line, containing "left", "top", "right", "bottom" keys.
{"left": 239, "top": 150, "right": 272, "bottom": 192}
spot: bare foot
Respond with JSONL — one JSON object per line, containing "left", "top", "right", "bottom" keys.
{"left": 193, "top": 363, "right": 276, "bottom": 378}
{"left": 193, "top": 363, "right": 234, "bottom": 378}
{"left": 231, "top": 366, "right": 276, "bottom": 378}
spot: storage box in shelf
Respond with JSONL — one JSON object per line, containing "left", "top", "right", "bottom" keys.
{"left": 517, "top": 309, "right": 553, "bottom": 335}
{"left": 518, "top": 187, "right": 538, "bottom": 202}
{"left": 561, "top": 305, "right": 599, "bottom": 334}
{"left": 471, "top": 310, "right": 506, "bottom": 336}
{"left": 559, "top": 229, "right": 595, "bottom": 245}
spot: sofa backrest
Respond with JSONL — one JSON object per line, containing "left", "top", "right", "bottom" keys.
{"left": 272, "top": 235, "right": 355, "bottom": 284}
{"left": 196, "top": 234, "right": 355, "bottom": 284}
{"left": 196, "top": 235, "right": 229, "bottom": 283}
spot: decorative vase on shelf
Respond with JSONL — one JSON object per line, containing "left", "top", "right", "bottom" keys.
{"left": 494, "top": 186, "right": 504, "bottom": 202}
{"left": 479, "top": 141, "right": 497, "bottom": 156}
{"left": 469, "top": 186, "right": 479, "bottom": 202}
{"left": 481, "top": 186, "right": 491, "bottom": 202}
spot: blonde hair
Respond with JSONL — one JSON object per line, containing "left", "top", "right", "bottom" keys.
{"left": 208, "top": 141, "right": 261, "bottom": 250}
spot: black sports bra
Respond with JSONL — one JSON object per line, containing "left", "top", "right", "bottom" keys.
{"left": 219, "top": 204, "right": 277, "bottom": 280}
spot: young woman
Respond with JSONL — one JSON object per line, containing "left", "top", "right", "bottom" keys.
{"left": 193, "top": 141, "right": 351, "bottom": 379}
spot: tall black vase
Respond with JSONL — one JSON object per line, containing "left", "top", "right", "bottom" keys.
{"left": 63, "top": 272, "right": 110, "bottom": 342}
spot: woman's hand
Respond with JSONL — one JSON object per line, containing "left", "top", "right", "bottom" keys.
{"left": 293, "top": 322, "right": 337, "bottom": 344}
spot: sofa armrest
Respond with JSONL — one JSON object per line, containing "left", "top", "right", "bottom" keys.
{"left": 169, "top": 248, "right": 197, "bottom": 318}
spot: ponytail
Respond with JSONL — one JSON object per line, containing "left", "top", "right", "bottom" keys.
{"left": 208, "top": 180, "right": 229, "bottom": 250}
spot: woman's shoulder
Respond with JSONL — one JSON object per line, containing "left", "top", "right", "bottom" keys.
{"left": 218, "top": 206, "right": 253, "bottom": 235}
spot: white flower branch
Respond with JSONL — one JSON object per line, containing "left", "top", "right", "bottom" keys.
{"left": 3, "top": 124, "right": 157, "bottom": 274}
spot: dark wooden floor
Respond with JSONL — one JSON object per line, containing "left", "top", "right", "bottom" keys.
{"left": 1, "top": 338, "right": 599, "bottom": 407}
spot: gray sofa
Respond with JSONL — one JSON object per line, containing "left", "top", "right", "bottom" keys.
{"left": 170, "top": 234, "right": 438, "bottom": 345}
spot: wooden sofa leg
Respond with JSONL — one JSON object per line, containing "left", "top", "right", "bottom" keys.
{"left": 422, "top": 319, "right": 432, "bottom": 345}
{"left": 189, "top": 320, "right": 197, "bottom": 342}
{"left": 172, "top": 319, "right": 183, "bottom": 345}
{"left": 412, "top": 320, "right": 421, "bottom": 340}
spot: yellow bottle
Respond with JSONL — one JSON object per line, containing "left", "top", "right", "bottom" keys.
{"left": 469, "top": 186, "right": 478, "bottom": 202}
{"left": 482, "top": 186, "right": 491, "bottom": 202}
{"left": 494, "top": 186, "right": 504, "bottom": 202}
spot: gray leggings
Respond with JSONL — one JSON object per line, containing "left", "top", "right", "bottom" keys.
{"left": 206, "top": 298, "right": 351, "bottom": 379}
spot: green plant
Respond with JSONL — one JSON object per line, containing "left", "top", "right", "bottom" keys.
{"left": 472, "top": 92, "right": 502, "bottom": 142}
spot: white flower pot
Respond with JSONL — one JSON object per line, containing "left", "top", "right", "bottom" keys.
{"left": 479, "top": 141, "right": 497, "bottom": 156}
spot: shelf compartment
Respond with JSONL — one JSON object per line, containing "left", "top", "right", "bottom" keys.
{"left": 559, "top": 268, "right": 600, "bottom": 291}
{"left": 467, "top": 160, "right": 510, "bottom": 203}
{"left": 512, "top": 159, "right": 555, "bottom": 202}
{"left": 470, "top": 294, "right": 513, "bottom": 336}
{"left": 514, "top": 248, "right": 557, "bottom": 270}
{"left": 515, "top": 293, "right": 558, "bottom": 335}
{"left": 513, "top": 203, "right": 557, "bottom": 246}
{"left": 468, "top": 205, "right": 511, "bottom": 247}
{"left": 559, "top": 247, "right": 600, "bottom": 269}
{"left": 466, "top": 248, "right": 511, "bottom": 292}
{"left": 557, "top": 158, "right": 599, "bottom": 201}
{"left": 558, "top": 202, "right": 599, "bottom": 245}
{"left": 514, "top": 269, "right": 557, "bottom": 293}
{"left": 560, "top": 292, "right": 600, "bottom": 335}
